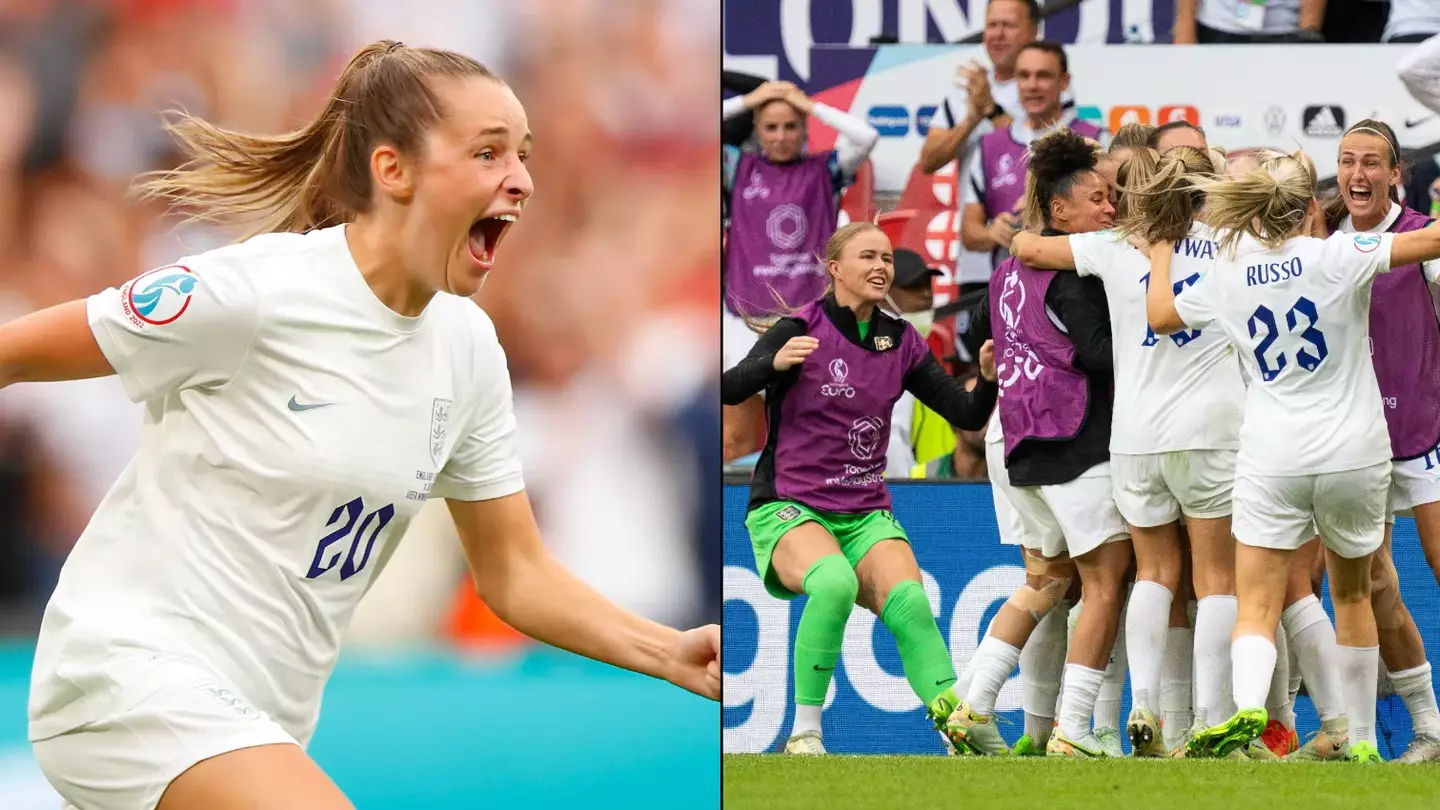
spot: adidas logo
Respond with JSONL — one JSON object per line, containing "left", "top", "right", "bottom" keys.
{"left": 1303, "top": 105, "right": 1345, "bottom": 138}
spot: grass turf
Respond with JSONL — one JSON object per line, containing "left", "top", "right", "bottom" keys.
{"left": 723, "top": 754, "right": 1440, "bottom": 809}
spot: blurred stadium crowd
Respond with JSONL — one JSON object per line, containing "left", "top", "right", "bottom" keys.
{"left": 0, "top": 0, "right": 721, "bottom": 638}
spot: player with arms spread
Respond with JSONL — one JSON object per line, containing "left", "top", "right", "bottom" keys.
{"left": 11, "top": 41, "right": 719, "bottom": 810}
{"left": 1144, "top": 150, "right": 1440, "bottom": 762}
{"left": 722, "top": 222, "right": 999, "bottom": 755}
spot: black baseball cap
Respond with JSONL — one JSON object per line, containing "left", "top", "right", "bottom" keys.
{"left": 893, "top": 248, "right": 940, "bottom": 290}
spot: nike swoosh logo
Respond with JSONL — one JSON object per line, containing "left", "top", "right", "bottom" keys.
{"left": 1406, "top": 114, "right": 1436, "bottom": 128}
{"left": 287, "top": 396, "right": 336, "bottom": 412}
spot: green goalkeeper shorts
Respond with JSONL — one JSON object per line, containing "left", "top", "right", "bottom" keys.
{"left": 744, "top": 500, "right": 910, "bottom": 600}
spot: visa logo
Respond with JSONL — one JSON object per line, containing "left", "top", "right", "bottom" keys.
{"left": 868, "top": 106, "right": 910, "bottom": 137}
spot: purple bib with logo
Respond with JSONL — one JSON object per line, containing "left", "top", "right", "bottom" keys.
{"left": 724, "top": 151, "right": 837, "bottom": 316}
{"left": 988, "top": 257, "right": 1091, "bottom": 458}
{"left": 771, "top": 302, "right": 928, "bottom": 513}
{"left": 1372, "top": 207, "right": 1440, "bottom": 459}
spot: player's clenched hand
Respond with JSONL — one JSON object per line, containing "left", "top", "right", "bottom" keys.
{"left": 979, "top": 339, "right": 997, "bottom": 382}
{"left": 773, "top": 336, "right": 819, "bottom": 371}
{"left": 664, "top": 625, "right": 720, "bottom": 700}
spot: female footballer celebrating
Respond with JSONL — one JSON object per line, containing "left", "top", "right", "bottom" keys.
{"left": 1144, "top": 150, "right": 1440, "bottom": 761}
{"left": 1325, "top": 118, "right": 1440, "bottom": 763}
{"left": 15, "top": 42, "right": 720, "bottom": 810}
{"left": 946, "top": 129, "right": 1132, "bottom": 759}
{"left": 722, "top": 222, "right": 999, "bottom": 754}
{"left": 1009, "top": 146, "right": 1247, "bottom": 757}
{"left": 721, "top": 81, "right": 880, "bottom": 462}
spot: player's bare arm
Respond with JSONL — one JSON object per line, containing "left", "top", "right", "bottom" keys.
{"left": 1009, "top": 230, "right": 1077, "bottom": 270}
{"left": 0, "top": 299, "right": 114, "bottom": 388}
{"left": 918, "top": 65, "right": 996, "bottom": 175}
{"left": 448, "top": 491, "right": 721, "bottom": 700}
{"left": 1145, "top": 240, "right": 1186, "bottom": 334}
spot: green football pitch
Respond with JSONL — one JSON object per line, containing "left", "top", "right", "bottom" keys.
{"left": 724, "top": 754, "right": 1440, "bottom": 809}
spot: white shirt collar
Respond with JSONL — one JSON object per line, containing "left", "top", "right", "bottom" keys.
{"left": 1340, "top": 201, "right": 1401, "bottom": 234}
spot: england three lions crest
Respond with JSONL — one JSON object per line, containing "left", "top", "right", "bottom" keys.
{"left": 430, "top": 398, "right": 453, "bottom": 466}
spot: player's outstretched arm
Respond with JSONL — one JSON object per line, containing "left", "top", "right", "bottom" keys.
{"left": 1392, "top": 220, "right": 1440, "bottom": 268}
{"left": 1009, "top": 231, "right": 1077, "bottom": 270}
{"left": 903, "top": 350, "right": 996, "bottom": 431}
{"left": 447, "top": 491, "right": 721, "bottom": 700}
{"left": 0, "top": 299, "right": 115, "bottom": 388}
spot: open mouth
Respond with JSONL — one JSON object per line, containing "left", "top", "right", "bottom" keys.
{"left": 467, "top": 213, "right": 517, "bottom": 270}
{"left": 1348, "top": 185, "right": 1373, "bottom": 205}
{"left": 866, "top": 276, "right": 888, "bottom": 291}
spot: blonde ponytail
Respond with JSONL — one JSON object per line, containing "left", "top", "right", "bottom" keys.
{"left": 1115, "top": 146, "right": 1215, "bottom": 244}
{"left": 1191, "top": 151, "right": 1315, "bottom": 255}
{"left": 135, "top": 41, "right": 502, "bottom": 238}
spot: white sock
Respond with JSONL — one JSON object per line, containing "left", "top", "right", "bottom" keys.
{"left": 965, "top": 636, "right": 1022, "bottom": 716}
{"left": 1338, "top": 645, "right": 1379, "bottom": 746}
{"left": 1390, "top": 662, "right": 1440, "bottom": 737}
{"left": 1286, "top": 627, "right": 1302, "bottom": 712}
{"left": 1193, "top": 595, "right": 1237, "bottom": 726}
{"left": 793, "top": 704, "right": 823, "bottom": 736}
{"left": 1267, "top": 627, "right": 1296, "bottom": 729}
{"left": 1283, "top": 595, "right": 1345, "bottom": 723}
{"left": 1161, "top": 627, "right": 1195, "bottom": 748}
{"left": 1056, "top": 600, "right": 1083, "bottom": 721}
{"left": 1058, "top": 663, "right": 1105, "bottom": 741}
{"left": 1231, "top": 634, "right": 1278, "bottom": 712}
{"left": 1019, "top": 600, "right": 1070, "bottom": 745}
{"left": 1125, "top": 581, "right": 1172, "bottom": 713}
{"left": 1025, "top": 713, "right": 1054, "bottom": 747}
{"left": 1095, "top": 609, "right": 1127, "bottom": 731}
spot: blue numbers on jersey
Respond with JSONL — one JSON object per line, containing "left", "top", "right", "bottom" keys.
{"left": 306, "top": 497, "right": 396, "bottom": 581}
{"left": 1248, "top": 296, "right": 1330, "bottom": 382}
{"left": 1140, "top": 272, "right": 1203, "bottom": 347}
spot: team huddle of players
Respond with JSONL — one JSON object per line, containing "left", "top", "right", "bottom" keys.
{"left": 723, "top": 110, "right": 1440, "bottom": 763}
{"left": 933, "top": 117, "right": 1440, "bottom": 764}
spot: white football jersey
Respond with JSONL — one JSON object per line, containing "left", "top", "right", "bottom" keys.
{"left": 1069, "top": 223, "right": 1246, "bottom": 455}
{"left": 1172, "top": 230, "right": 1396, "bottom": 477}
{"left": 29, "top": 224, "right": 524, "bottom": 745}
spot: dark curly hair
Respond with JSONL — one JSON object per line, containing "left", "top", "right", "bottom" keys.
{"left": 1020, "top": 128, "right": 1104, "bottom": 230}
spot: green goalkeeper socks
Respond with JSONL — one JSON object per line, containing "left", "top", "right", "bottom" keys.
{"left": 793, "top": 555, "right": 858, "bottom": 706}
{"left": 881, "top": 579, "right": 956, "bottom": 705}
